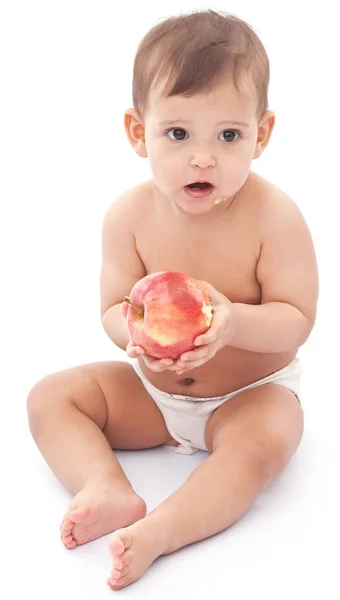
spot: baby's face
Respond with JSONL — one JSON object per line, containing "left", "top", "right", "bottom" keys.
{"left": 143, "top": 76, "right": 264, "bottom": 215}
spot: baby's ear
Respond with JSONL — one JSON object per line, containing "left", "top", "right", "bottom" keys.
{"left": 253, "top": 110, "right": 275, "bottom": 159}
{"left": 124, "top": 109, "right": 148, "bottom": 157}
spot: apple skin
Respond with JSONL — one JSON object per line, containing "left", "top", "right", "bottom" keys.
{"left": 125, "top": 271, "right": 212, "bottom": 359}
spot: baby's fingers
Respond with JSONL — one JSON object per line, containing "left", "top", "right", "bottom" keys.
{"left": 126, "top": 341, "right": 174, "bottom": 372}
{"left": 194, "top": 312, "right": 226, "bottom": 346}
{"left": 176, "top": 354, "right": 214, "bottom": 374}
{"left": 142, "top": 355, "right": 174, "bottom": 372}
{"left": 126, "top": 341, "right": 145, "bottom": 359}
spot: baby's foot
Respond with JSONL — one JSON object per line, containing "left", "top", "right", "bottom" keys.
{"left": 107, "top": 517, "right": 169, "bottom": 590}
{"left": 60, "top": 477, "right": 146, "bottom": 548}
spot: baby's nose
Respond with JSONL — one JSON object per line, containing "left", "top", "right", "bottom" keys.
{"left": 190, "top": 153, "right": 216, "bottom": 169}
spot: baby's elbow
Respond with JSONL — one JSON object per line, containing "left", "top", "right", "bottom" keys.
{"left": 298, "top": 309, "right": 317, "bottom": 347}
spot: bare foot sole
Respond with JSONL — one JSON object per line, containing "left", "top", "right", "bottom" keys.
{"left": 107, "top": 518, "right": 169, "bottom": 590}
{"left": 60, "top": 479, "right": 146, "bottom": 548}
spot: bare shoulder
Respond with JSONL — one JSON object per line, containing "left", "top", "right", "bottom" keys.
{"left": 103, "top": 179, "right": 154, "bottom": 230}
{"left": 246, "top": 172, "right": 310, "bottom": 234}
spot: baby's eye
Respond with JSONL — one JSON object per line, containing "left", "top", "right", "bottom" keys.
{"left": 166, "top": 128, "right": 188, "bottom": 141}
{"left": 218, "top": 130, "right": 240, "bottom": 143}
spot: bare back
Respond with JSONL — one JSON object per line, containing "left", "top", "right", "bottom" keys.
{"left": 107, "top": 172, "right": 313, "bottom": 397}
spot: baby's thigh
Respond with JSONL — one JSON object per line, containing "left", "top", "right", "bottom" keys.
{"left": 28, "top": 361, "right": 172, "bottom": 450}
{"left": 92, "top": 360, "right": 173, "bottom": 449}
{"left": 205, "top": 382, "right": 303, "bottom": 460}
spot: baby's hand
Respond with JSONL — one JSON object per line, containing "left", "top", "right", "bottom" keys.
{"left": 126, "top": 341, "right": 174, "bottom": 372}
{"left": 173, "top": 280, "right": 239, "bottom": 375}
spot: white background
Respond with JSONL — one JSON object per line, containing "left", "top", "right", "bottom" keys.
{"left": 1, "top": 1, "right": 339, "bottom": 598}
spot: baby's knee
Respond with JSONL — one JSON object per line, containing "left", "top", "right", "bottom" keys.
{"left": 26, "top": 372, "right": 67, "bottom": 436}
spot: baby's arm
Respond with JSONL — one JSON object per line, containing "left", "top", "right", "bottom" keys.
{"left": 100, "top": 194, "right": 146, "bottom": 351}
{"left": 230, "top": 194, "right": 319, "bottom": 353}
{"left": 100, "top": 193, "right": 176, "bottom": 371}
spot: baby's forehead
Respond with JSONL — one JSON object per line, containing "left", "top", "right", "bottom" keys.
{"left": 145, "top": 75, "right": 258, "bottom": 121}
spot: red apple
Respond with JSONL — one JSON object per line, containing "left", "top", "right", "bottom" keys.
{"left": 124, "top": 271, "right": 212, "bottom": 359}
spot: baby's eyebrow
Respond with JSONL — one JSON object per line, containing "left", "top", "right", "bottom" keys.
{"left": 158, "top": 120, "right": 190, "bottom": 125}
{"left": 158, "top": 119, "right": 250, "bottom": 128}
{"left": 217, "top": 120, "right": 251, "bottom": 128}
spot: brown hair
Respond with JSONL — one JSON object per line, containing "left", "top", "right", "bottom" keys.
{"left": 132, "top": 10, "right": 270, "bottom": 119}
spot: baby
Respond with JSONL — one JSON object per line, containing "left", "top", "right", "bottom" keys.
{"left": 27, "top": 10, "right": 319, "bottom": 590}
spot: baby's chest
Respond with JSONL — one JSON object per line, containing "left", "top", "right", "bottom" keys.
{"left": 136, "top": 227, "right": 262, "bottom": 304}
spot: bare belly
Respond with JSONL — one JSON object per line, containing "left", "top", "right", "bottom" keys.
{"left": 138, "top": 346, "right": 297, "bottom": 398}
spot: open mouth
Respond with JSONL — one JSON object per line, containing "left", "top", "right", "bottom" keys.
{"left": 187, "top": 182, "right": 213, "bottom": 191}
{"left": 184, "top": 181, "right": 215, "bottom": 198}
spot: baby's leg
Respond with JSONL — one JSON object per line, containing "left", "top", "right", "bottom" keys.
{"left": 27, "top": 361, "right": 172, "bottom": 547}
{"left": 107, "top": 383, "right": 303, "bottom": 590}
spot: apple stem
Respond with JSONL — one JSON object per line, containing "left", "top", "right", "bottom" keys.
{"left": 125, "top": 296, "right": 144, "bottom": 317}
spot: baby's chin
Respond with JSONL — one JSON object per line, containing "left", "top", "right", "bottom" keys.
{"left": 171, "top": 198, "right": 212, "bottom": 215}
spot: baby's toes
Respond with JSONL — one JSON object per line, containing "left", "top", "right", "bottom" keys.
{"left": 60, "top": 530, "right": 76, "bottom": 549}
{"left": 62, "top": 533, "right": 73, "bottom": 544}
{"left": 60, "top": 513, "right": 73, "bottom": 534}
{"left": 60, "top": 516, "right": 76, "bottom": 548}
{"left": 109, "top": 530, "right": 132, "bottom": 555}
{"left": 107, "top": 571, "right": 133, "bottom": 590}
{"left": 110, "top": 564, "right": 131, "bottom": 582}
{"left": 60, "top": 527, "right": 76, "bottom": 548}
{"left": 114, "top": 549, "right": 133, "bottom": 570}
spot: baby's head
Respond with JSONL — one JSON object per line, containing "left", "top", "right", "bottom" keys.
{"left": 125, "top": 10, "right": 275, "bottom": 216}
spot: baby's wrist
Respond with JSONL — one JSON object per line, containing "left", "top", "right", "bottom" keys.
{"left": 228, "top": 303, "right": 243, "bottom": 343}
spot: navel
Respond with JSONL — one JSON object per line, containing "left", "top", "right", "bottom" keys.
{"left": 179, "top": 377, "right": 196, "bottom": 386}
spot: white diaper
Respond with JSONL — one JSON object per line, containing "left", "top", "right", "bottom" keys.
{"left": 132, "top": 358, "right": 303, "bottom": 455}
